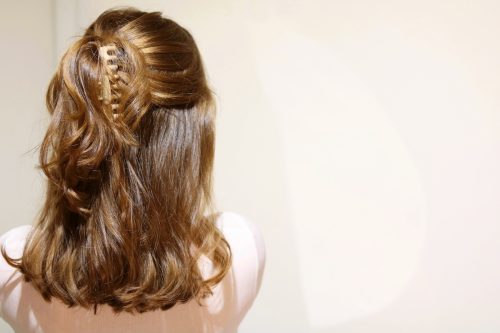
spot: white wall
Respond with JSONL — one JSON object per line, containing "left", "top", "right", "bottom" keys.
{"left": 0, "top": 1, "right": 53, "bottom": 332}
{"left": 2, "top": 0, "right": 500, "bottom": 332}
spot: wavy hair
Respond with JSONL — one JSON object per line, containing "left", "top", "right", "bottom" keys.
{"left": 1, "top": 7, "right": 231, "bottom": 314}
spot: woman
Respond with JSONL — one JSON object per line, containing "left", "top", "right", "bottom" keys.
{"left": 0, "top": 7, "right": 265, "bottom": 333}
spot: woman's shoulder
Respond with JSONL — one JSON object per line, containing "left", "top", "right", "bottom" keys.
{"left": 0, "top": 224, "right": 32, "bottom": 267}
{"left": 215, "top": 211, "right": 266, "bottom": 297}
{"left": 216, "top": 211, "right": 264, "bottom": 243}
{"left": 0, "top": 224, "right": 32, "bottom": 298}
{"left": 216, "top": 212, "right": 266, "bottom": 266}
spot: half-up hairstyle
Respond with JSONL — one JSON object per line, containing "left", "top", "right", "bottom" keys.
{"left": 1, "top": 7, "right": 231, "bottom": 314}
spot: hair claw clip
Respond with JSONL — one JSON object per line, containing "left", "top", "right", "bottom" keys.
{"left": 98, "top": 44, "right": 120, "bottom": 120}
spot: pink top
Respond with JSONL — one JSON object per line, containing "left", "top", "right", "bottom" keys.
{"left": 0, "top": 211, "right": 266, "bottom": 333}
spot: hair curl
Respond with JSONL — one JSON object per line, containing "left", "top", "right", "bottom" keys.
{"left": 1, "top": 7, "right": 231, "bottom": 314}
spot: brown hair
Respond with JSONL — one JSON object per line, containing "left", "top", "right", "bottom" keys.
{"left": 1, "top": 7, "right": 231, "bottom": 314}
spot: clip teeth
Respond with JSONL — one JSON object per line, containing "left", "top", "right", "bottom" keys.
{"left": 98, "top": 45, "right": 117, "bottom": 60}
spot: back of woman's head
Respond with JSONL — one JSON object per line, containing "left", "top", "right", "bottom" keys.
{"left": 1, "top": 7, "right": 231, "bottom": 314}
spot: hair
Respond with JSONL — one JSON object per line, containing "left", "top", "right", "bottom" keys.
{"left": 1, "top": 7, "right": 232, "bottom": 315}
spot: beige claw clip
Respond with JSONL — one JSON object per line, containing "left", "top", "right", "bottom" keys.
{"left": 98, "top": 45, "right": 120, "bottom": 120}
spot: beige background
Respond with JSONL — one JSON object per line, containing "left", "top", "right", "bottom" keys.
{"left": 1, "top": 0, "right": 500, "bottom": 332}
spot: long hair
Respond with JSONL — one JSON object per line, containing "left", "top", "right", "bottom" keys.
{"left": 1, "top": 7, "right": 231, "bottom": 314}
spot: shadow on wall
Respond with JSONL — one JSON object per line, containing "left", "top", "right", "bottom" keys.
{"left": 199, "top": 3, "right": 311, "bottom": 333}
